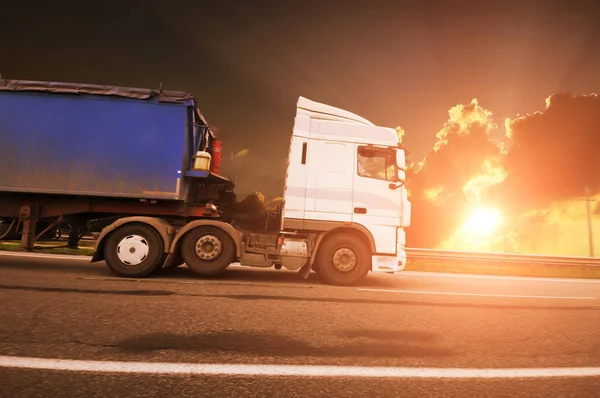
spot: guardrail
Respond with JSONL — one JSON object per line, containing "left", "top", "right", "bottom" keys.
{"left": 405, "top": 248, "right": 600, "bottom": 266}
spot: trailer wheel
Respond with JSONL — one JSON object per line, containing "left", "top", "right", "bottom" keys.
{"left": 181, "top": 226, "right": 234, "bottom": 276}
{"left": 104, "top": 224, "right": 165, "bottom": 277}
{"left": 316, "top": 234, "right": 370, "bottom": 286}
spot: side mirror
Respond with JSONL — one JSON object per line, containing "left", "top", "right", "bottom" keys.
{"left": 397, "top": 168, "right": 406, "bottom": 183}
{"left": 396, "top": 149, "right": 406, "bottom": 169}
{"left": 389, "top": 181, "right": 404, "bottom": 190}
{"left": 396, "top": 149, "right": 406, "bottom": 183}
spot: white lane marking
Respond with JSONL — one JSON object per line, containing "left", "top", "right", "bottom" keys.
{"left": 1, "top": 355, "right": 600, "bottom": 378}
{"left": 0, "top": 252, "right": 92, "bottom": 260}
{"left": 403, "top": 271, "right": 600, "bottom": 284}
{"left": 358, "top": 288, "right": 597, "bottom": 300}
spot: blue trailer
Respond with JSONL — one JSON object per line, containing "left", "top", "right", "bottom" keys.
{"left": 0, "top": 79, "right": 235, "bottom": 259}
{"left": 0, "top": 79, "right": 225, "bottom": 199}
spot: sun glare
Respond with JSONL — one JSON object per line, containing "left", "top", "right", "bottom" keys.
{"left": 463, "top": 208, "right": 502, "bottom": 237}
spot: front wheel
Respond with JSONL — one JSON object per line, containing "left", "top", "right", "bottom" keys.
{"left": 315, "top": 234, "right": 371, "bottom": 286}
{"left": 104, "top": 224, "right": 165, "bottom": 277}
{"left": 180, "top": 226, "right": 235, "bottom": 276}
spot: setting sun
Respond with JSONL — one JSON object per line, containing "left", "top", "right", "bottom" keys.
{"left": 463, "top": 207, "right": 502, "bottom": 237}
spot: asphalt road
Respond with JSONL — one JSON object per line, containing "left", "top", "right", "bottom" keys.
{"left": 1, "top": 252, "right": 600, "bottom": 397}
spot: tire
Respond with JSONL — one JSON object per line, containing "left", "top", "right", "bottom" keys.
{"left": 181, "top": 226, "right": 235, "bottom": 276}
{"left": 104, "top": 224, "right": 165, "bottom": 278}
{"left": 315, "top": 234, "right": 371, "bottom": 286}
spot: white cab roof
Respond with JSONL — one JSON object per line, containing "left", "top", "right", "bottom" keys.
{"left": 297, "top": 97, "right": 374, "bottom": 126}
{"left": 295, "top": 96, "right": 399, "bottom": 145}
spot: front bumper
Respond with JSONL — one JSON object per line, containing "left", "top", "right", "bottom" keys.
{"left": 371, "top": 252, "right": 407, "bottom": 273}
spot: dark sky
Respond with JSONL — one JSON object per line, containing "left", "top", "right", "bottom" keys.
{"left": 2, "top": 0, "right": 600, "bottom": 198}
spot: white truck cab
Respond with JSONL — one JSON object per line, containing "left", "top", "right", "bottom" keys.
{"left": 281, "top": 97, "right": 411, "bottom": 280}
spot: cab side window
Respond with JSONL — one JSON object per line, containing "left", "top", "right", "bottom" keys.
{"left": 357, "top": 146, "right": 396, "bottom": 181}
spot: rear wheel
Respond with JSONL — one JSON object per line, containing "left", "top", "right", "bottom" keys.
{"left": 181, "top": 226, "right": 235, "bottom": 276}
{"left": 316, "top": 234, "right": 371, "bottom": 286}
{"left": 104, "top": 224, "right": 165, "bottom": 277}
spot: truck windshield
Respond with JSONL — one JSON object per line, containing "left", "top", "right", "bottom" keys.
{"left": 357, "top": 146, "right": 396, "bottom": 181}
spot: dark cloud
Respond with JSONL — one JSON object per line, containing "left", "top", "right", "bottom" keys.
{"left": 409, "top": 100, "right": 503, "bottom": 202}
{"left": 500, "top": 92, "right": 600, "bottom": 214}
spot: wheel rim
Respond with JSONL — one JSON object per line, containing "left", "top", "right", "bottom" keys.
{"left": 332, "top": 247, "right": 357, "bottom": 273}
{"left": 195, "top": 234, "right": 223, "bottom": 261}
{"left": 116, "top": 235, "right": 150, "bottom": 266}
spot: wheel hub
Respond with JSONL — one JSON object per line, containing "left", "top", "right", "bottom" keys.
{"left": 332, "top": 247, "right": 357, "bottom": 273}
{"left": 116, "top": 235, "right": 150, "bottom": 266}
{"left": 195, "top": 234, "right": 222, "bottom": 261}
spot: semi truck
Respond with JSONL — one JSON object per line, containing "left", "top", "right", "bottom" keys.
{"left": 0, "top": 78, "right": 411, "bottom": 286}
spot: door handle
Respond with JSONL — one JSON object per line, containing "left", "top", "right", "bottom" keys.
{"left": 354, "top": 207, "right": 367, "bottom": 214}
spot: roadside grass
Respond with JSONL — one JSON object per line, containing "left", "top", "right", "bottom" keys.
{"left": 0, "top": 240, "right": 94, "bottom": 256}
{"left": 406, "top": 258, "right": 600, "bottom": 279}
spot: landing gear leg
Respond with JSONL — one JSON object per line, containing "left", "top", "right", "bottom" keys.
{"left": 19, "top": 205, "right": 39, "bottom": 252}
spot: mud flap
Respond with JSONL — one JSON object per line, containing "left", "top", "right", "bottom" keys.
{"left": 298, "top": 262, "right": 312, "bottom": 279}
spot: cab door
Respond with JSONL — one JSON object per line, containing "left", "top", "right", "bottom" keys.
{"left": 308, "top": 140, "right": 354, "bottom": 222}
{"left": 352, "top": 145, "right": 404, "bottom": 254}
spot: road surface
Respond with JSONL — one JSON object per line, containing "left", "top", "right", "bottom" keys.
{"left": 1, "top": 252, "right": 600, "bottom": 397}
